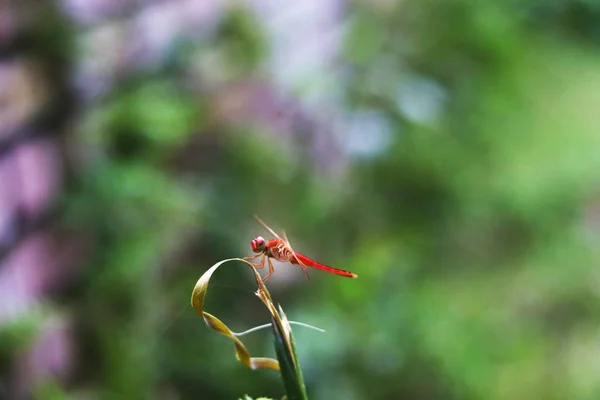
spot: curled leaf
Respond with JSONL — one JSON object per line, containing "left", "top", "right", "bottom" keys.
{"left": 191, "top": 257, "right": 310, "bottom": 399}
{"left": 190, "top": 258, "right": 279, "bottom": 371}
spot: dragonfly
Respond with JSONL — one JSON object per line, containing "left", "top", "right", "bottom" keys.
{"left": 243, "top": 215, "right": 358, "bottom": 283}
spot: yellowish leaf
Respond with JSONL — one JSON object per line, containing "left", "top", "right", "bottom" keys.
{"left": 190, "top": 258, "right": 281, "bottom": 371}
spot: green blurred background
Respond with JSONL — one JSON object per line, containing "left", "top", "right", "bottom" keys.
{"left": 1, "top": 0, "right": 600, "bottom": 399}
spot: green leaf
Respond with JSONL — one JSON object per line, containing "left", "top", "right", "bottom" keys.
{"left": 271, "top": 306, "right": 308, "bottom": 400}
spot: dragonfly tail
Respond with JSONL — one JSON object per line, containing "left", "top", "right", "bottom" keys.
{"left": 294, "top": 253, "right": 358, "bottom": 278}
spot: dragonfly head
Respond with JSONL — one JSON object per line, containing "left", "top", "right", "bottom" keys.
{"left": 251, "top": 236, "right": 266, "bottom": 253}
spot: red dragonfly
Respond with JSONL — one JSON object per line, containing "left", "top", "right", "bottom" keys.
{"left": 243, "top": 215, "right": 358, "bottom": 282}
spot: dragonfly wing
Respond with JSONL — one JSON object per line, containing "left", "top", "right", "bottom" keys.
{"left": 254, "top": 215, "right": 282, "bottom": 239}
{"left": 281, "top": 230, "right": 309, "bottom": 280}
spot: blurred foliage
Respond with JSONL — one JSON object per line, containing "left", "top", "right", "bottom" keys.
{"left": 3, "top": 0, "right": 600, "bottom": 399}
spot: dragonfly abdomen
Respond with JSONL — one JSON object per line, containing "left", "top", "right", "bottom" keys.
{"left": 293, "top": 253, "right": 358, "bottom": 278}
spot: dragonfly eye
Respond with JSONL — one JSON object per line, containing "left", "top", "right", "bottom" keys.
{"left": 251, "top": 236, "right": 266, "bottom": 253}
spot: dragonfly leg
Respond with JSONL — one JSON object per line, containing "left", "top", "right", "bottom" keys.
{"left": 263, "top": 258, "right": 276, "bottom": 283}
{"left": 243, "top": 254, "right": 262, "bottom": 262}
{"left": 245, "top": 254, "right": 269, "bottom": 271}
{"left": 249, "top": 254, "right": 266, "bottom": 271}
